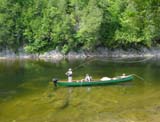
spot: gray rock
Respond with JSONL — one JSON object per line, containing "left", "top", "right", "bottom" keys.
{"left": 39, "top": 50, "right": 63, "bottom": 60}
{"left": 0, "top": 47, "right": 160, "bottom": 60}
{"left": 66, "top": 51, "right": 87, "bottom": 59}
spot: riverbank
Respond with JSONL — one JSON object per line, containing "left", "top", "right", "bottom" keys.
{"left": 0, "top": 47, "right": 160, "bottom": 60}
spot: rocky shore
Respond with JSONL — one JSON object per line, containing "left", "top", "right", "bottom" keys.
{"left": 0, "top": 47, "right": 160, "bottom": 60}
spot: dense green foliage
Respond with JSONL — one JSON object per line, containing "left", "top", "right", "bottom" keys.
{"left": 0, "top": 0, "right": 160, "bottom": 53}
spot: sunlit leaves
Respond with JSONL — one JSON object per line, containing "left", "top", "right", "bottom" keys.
{"left": 0, "top": 0, "right": 160, "bottom": 52}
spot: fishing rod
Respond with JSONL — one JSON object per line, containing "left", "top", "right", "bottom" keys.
{"left": 72, "top": 57, "right": 130, "bottom": 71}
{"left": 71, "top": 56, "right": 153, "bottom": 82}
{"left": 72, "top": 56, "right": 153, "bottom": 71}
{"left": 72, "top": 58, "right": 97, "bottom": 71}
{"left": 97, "top": 56, "right": 153, "bottom": 63}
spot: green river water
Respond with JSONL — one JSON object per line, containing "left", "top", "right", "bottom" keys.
{"left": 0, "top": 58, "right": 160, "bottom": 122}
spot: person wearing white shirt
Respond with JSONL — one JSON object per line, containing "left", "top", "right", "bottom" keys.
{"left": 65, "top": 68, "right": 73, "bottom": 82}
{"left": 85, "top": 74, "right": 92, "bottom": 82}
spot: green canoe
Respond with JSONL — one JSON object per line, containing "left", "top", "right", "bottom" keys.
{"left": 56, "top": 75, "right": 133, "bottom": 87}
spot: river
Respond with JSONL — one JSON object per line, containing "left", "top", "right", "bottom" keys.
{"left": 0, "top": 58, "right": 160, "bottom": 122}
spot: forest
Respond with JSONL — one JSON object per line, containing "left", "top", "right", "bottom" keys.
{"left": 0, "top": 0, "right": 160, "bottom": 54}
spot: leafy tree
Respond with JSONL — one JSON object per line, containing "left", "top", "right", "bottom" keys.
{"left": 0, "top": 0, "right": 25, "bottom": 52}
{"left": 76, "top": 0, "right": 103, "bottom": 50}
{"left": 0, "top": 0, "right": 160, "bottom": 53}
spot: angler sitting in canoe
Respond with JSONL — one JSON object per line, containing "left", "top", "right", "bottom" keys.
{"left": 80, "top": 74, "right": 92, "bottom": 82}
{"left": 121, "top": 73, "right": 126, "bottom": 78}
{"left": 84, "top": 74, "right": 92, "bottom": 82}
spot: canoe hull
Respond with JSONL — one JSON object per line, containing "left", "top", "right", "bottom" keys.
{"left": 57, "top": 75, "right": 133, "bottom": 87}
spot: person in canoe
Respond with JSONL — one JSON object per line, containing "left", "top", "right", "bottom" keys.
{"left": 65, "top": 68, "right": 72, "bottom": 82}
{"left": 121, "top": 73, "right": 126, "bottom": 78}
{"left": 84, "top": 74, "right": 92, "bottom": 82}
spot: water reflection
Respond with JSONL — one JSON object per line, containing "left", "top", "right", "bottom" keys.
{"left": 0, "top": 58, "right": 160, "bottom": 122}
{"left": 87, "top": 87, "right": 91, "bottom": 92}
{"left": 68, "top": 88, "right": 72, "bottom": 94}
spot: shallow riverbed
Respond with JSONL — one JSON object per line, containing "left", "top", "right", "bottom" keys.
{"left": 0, "top": 58, "right": 160, "bottom": 122}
